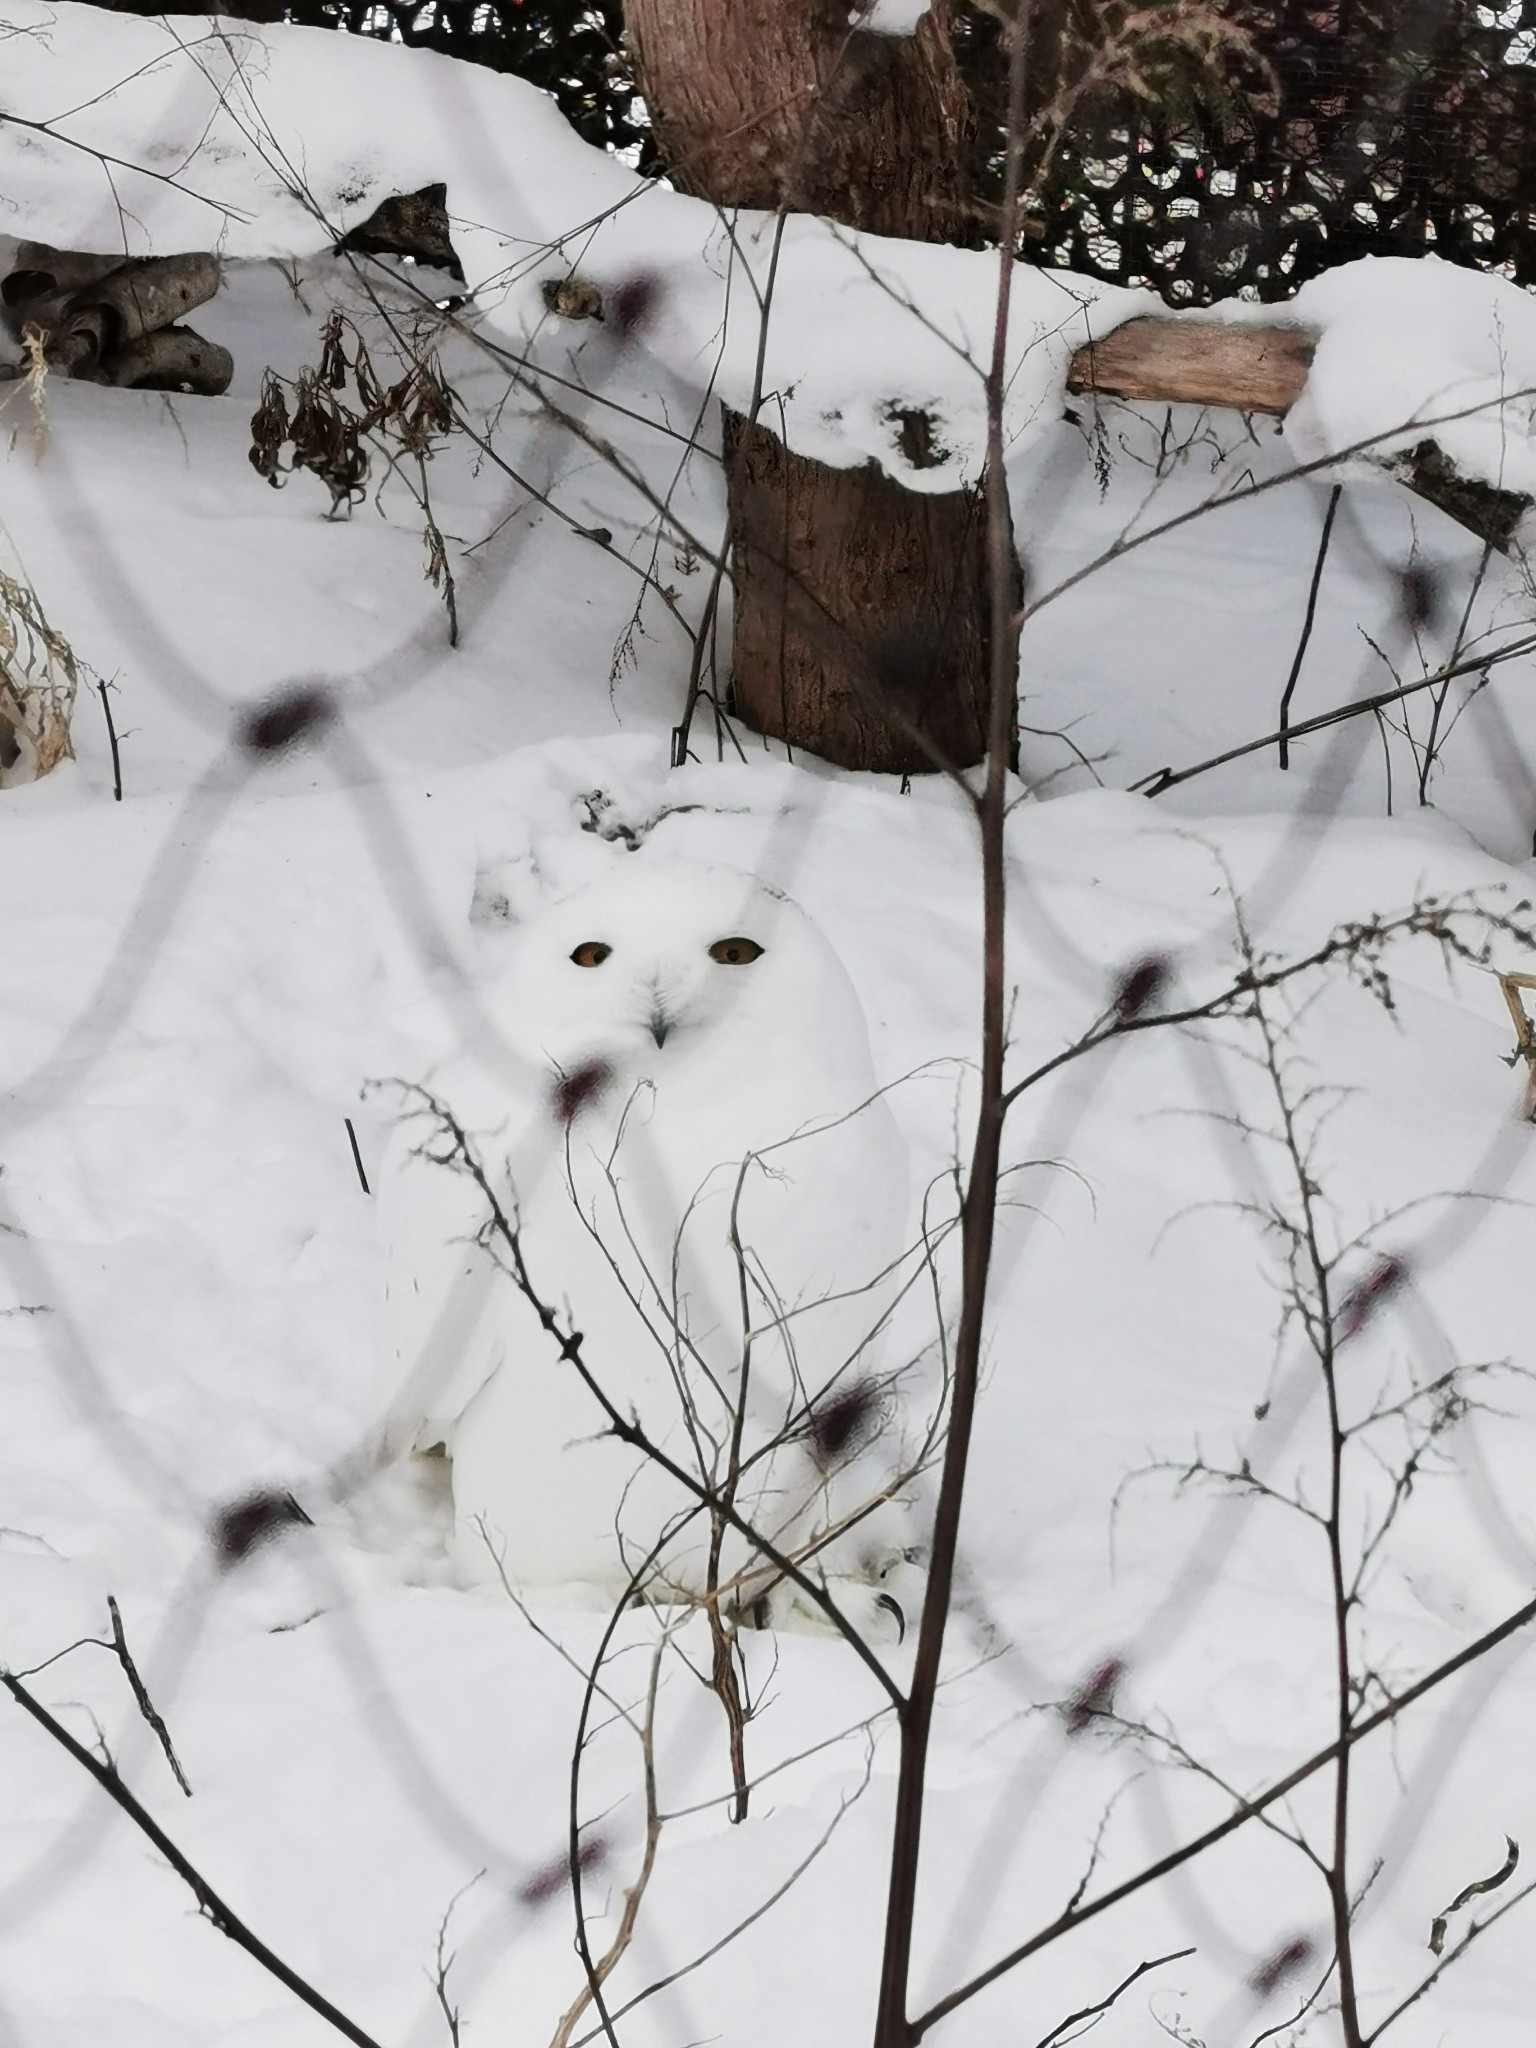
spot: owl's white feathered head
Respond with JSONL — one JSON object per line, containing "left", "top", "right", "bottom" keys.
{"left": 490, "top": 859, "right": 876, "bottom": 1104}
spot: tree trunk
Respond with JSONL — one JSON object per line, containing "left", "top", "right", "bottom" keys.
{"left": 624, "top": 0, "right": 973, "bottom": 239}
{"left": 626, "top": 0, "right": 1008, "bottom": 774}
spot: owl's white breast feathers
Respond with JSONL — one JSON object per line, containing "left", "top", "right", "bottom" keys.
{"left": 374, "top": 858, "right": 915, "bottom": 1606}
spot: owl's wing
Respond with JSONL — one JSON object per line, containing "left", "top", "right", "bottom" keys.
{"left": 374, "top": 1121, "right": 513, "bottom": 1460}
{"left": 374, "top": 1060, "right": 585, "bottom": 1461}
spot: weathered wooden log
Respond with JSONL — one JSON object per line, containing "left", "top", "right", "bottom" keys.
{"left": 108, "top": 328, "right": 233, "bottom": 396}
{"left": 2, "top": 244, "right": 223, "bottom": 387}
{"left": 1067, "top": 317, "right": 1317, "bottom": 415}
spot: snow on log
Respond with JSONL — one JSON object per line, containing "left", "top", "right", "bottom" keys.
{"left": 1066, "top": 313, "right": 1531, "bottom": 549}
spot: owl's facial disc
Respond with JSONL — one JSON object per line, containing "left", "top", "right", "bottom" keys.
{"left": 649, "top": 936, "right": 765, "bottom": 1043}
{"left": 566, "top": 932, "right": 765, "bottom": 1050}
{"left": 532, "top": 881, "right": 782, "bottom": 1073}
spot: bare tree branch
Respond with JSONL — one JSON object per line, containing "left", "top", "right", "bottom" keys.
{"left": 914, "top": 1586, "right": 1536, "bottom": 2035}
{"left": 0, "top": 1672, "right": 386, "bottom": 2048}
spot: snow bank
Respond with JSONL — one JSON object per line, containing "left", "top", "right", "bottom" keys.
{"left": 1286, "top": 255, "right": 1536, "bottom": 499}
{"left": 8, "top": 6, "right": 1536, "bottom": 498}
{"left": 3, "top": 727, "right": 1535, "bottom": 2045}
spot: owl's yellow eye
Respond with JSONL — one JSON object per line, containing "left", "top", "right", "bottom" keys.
{"left": 570, "top": 940, "right": 612, "bottom": 968}
{"left": 708, "top": 936, "right": 764, "bottom": 966}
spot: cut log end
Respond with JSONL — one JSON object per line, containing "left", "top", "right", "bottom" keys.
{"left": 1067, "top": 318, "right": 1318, "bottom": 417}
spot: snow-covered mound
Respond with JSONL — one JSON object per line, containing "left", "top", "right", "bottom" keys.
{"left": 4, "top": 730, "right": 1535, "bottom": 2044}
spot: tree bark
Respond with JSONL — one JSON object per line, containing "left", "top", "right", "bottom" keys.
{"left": 624, "top": 0, "right": 973, "bottom": 241}
{"left": 723, "top": 408, "right": 991, "bottom": 773}
{"left": 626, "top": 0, "right": 1008, "bottom": 774}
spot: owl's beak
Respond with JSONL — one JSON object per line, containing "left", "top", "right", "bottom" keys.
{"left": 648, "top": 1004, "right": 671, "bottom": 1048}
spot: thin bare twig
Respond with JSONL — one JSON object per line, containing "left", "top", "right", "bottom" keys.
{"left": 914, "top": 1584, "right": 1536, "bottom": 2035}
{"left": 1035, "top": 1945, "right": 1196, "bottom": 2048}
{"left": 1278, "top": 483, "right": 1342, "bottom": 770}
{"left": 105, "top": 1595, "right": 190, "bottom": 1797}
{"left": 550, "top": 1628, "right": 668, "bottom": 2048}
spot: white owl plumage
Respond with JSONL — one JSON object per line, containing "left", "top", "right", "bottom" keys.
{"left": 374, "top": 857, "right": 919, "bottom": 1621}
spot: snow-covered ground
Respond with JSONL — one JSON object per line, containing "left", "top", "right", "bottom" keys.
{"left": 3, "top": 10, "right": 1536, "bottom": 2046}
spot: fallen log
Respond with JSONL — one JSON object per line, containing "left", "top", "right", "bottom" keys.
{"left": 1065, "top": 316, "right": 1528, "bottom": 550}
{"left": 1, "top": 243, "right": 230, "bottom": 395}
{"left": 1068, "top": 317, "right": 1316, "bottom": 416}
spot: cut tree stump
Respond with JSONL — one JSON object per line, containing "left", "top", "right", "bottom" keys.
{"left": 628, "top": 0, "right": 1005, "bottom": 777}
{"left": 723, "top": 406, "right": 992, "bottom": 775}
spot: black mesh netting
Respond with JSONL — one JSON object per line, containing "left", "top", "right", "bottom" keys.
{"left": 92, "top": 0, "right": 1536, "bottom": 305}
{"left": 1012, "top": 0, "right": 1536, "bottom": 304}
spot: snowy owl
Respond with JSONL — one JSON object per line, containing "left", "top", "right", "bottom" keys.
{"left": 374, "top": 859, "right": 922, "bottom": 1630}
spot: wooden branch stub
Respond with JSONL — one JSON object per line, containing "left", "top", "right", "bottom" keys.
{"left": 1390, "top": 440, "right": 1530, "bottom": 553}
{"left": 1067, "top": 318, "right": 1318, "bottom": 417}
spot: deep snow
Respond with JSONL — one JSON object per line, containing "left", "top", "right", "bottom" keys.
{"left": 2, "top": 9, "right": 1536, "bottom": 2047}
